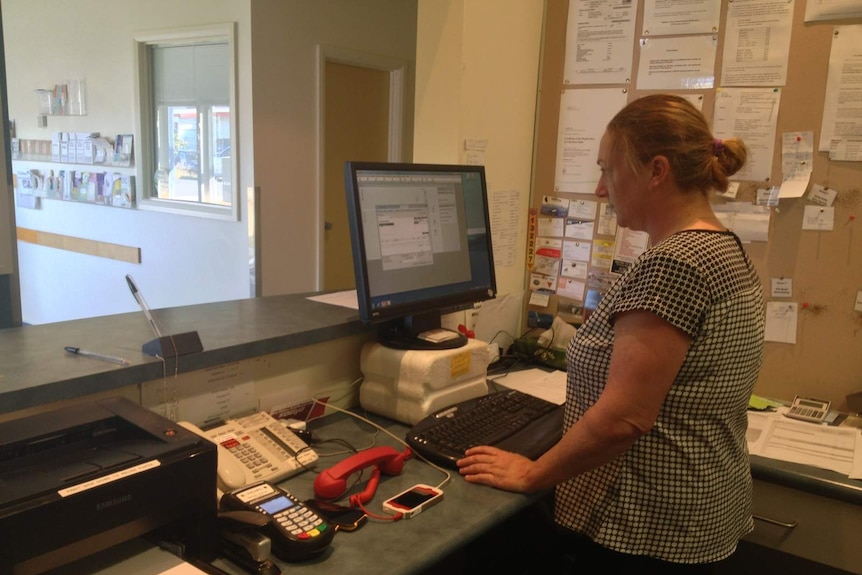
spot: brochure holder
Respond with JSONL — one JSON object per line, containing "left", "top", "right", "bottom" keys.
{"left": 142, "top": 331, "right": 203, "bottom": 358}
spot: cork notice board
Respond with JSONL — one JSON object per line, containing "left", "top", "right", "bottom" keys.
{"left": 531, "top": 0, "right": 862, "bottom": 410}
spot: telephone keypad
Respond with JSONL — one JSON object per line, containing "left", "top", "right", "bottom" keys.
{"left": 220, "top": 435, "right": 279, "bottom": 478}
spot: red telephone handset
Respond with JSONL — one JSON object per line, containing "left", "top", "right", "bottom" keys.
{"left": 313, "top": 446, "right": 412, "bottom": 503}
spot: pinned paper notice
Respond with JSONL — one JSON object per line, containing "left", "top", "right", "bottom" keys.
{"left": 808, "top": 183, "right": 838, "bottom": 207}
{"left": 765, "top": 302, "right": 797, "bottom": 344}
{"left": 802, "top": 206, "right": 834, "bottom": 231}
{"left": 771, "top": 277, "right": 792, "bottom": 298}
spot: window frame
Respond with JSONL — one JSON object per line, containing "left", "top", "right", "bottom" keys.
{"left": 133, "top": 23, "right": 239, "bottom": 220}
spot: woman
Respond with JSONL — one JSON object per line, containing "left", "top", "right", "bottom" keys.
{"left": 458, "top": 94, "right": 765, "bottom": 573}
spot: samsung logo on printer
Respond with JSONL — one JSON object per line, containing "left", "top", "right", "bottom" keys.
{"left": 96, "top": 494, "right": 132, "bottom": 511}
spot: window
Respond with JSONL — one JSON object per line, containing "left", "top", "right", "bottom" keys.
{"left": 134, "top": 24, "right": 238, "bottom": 219}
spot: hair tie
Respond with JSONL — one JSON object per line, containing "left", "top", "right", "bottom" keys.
{"left": 713, "top": 139, "right": 724, "bottom": 156}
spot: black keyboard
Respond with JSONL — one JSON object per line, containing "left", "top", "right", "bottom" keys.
{"left": 406, "top": 388, "right": 563, "bottom": 469}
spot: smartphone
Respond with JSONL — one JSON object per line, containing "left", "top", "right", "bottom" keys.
{"left": 381, "top": 484, "right": 444, "bottom": 519}
{"left": 303, "top": 499, "right": 367, "bottom": 532}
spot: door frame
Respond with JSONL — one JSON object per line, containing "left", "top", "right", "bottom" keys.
{"left": 314, "top": 44, "right": 407, "bottom": 290}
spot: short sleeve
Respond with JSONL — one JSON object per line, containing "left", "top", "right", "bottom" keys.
{"left": 610, "top": 252, "right": 708, "bottom": 337}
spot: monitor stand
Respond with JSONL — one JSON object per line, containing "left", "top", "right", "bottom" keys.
{"left": 377, "top": 314, "right": 467, "bottom": 350}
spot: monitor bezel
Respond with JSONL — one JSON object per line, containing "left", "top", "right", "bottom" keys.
{"left": 343, "top": 161, "right": 497, "bottom": 344}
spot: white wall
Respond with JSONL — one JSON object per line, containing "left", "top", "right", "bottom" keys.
{"left": 415, "top": 0, "right": 543, "bottom": 310}
{"left": 5, "top": 0, "right": 538, "bottom": 325}
{"left": 4, "top": 0, "right": 254, "bottom": 324}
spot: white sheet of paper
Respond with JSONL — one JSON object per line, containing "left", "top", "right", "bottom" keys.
{"left": 564, "top": 1, "right": 637, "bottom": 85}
{"left": 555, "top": 89, "right": 628, "bottom": 190}
{"left": 307, "top": 289, "right": 359, "bottom": 309}
{"left": 490, "top": 189, "right": 520, "bottom": 267}
{"left": 802, "top": 206, "right": 835, "bottom": 231}
{"left": 808, "top": 183, "right": 838, "bottom": 207}
{"left": 714, "top": 205, "right": 771, "bottom": 243}
{"left": 780, "top": 131, "right": 814, "bottom": 198}
{"left": 721, "top": 0, "right": 794, "bottom": 86}
{"left": 642, "top": 0, "right": 721, "bottom": 35}
{"left": 713, "top": 88, "right": 781, "bottom": 181}
{"left": 805, "top": 0, "right": 862, "bottom": 22}
{"left": 747, "top": 409, "right": 862, "bottom": 478}
{"left": 771, "top": 277, "right": 793, "bottom": 298}
{"left": 829, "top": 138, "right": 862, "bottom": 161}
{"left": 764, "top": 301, "right": 798, "bottom": 344}
{"left": 636, "top": 35, "right": 717, "bottom": 90}
{"left": 490, "top": 367, "right": 567, "bottom": 405}
{"left": 819, "top": 25, "right": 862, "bottom": 151}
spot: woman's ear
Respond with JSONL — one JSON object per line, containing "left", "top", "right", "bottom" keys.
{"left": 650, "top": 155, "right": 671, "bottom": 184}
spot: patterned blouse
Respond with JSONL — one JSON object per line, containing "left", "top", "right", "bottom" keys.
{"left": 556, "top": 230, "right": 765, "bottom": 565}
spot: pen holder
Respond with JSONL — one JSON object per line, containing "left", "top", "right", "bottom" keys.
{"left": 142, "top": 331, "right": 203, "bottom": 358}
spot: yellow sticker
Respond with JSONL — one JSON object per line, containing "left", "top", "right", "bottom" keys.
{"left": 450, "top": 351, "right": 471, "bottom": 378}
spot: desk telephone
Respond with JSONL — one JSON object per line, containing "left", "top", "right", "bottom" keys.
{"left": 179, "top": 412, "right": 328, "bottom": 567}
{"left": 178, "top": 411, "right": 318, "bottom": 493}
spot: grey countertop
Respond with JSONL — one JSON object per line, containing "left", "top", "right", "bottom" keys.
{"left": 2, "top": 294, "right": 859, "bottom": 511}
{"left": 750, "top": 454, "right": 862, "bottom": 506}
{"left": 0, "top": 294, "right": 374, "bottom": 415}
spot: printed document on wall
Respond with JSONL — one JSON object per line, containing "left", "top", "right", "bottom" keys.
{"left": 554, "top": 89, "right": 628, "bottom": 192}
{"left": 720, "top": 0, "right": 794, "bottom": 87}
{"left": 819, "top": 25, "right": 862, "bottom": 154}
{"left": 642, "top": 0, "right": 721, "bottom": 36}
{"left": 712, "top": 88, "right": 781, "bottom": 181}
{"left": 489, "top": 189, "right": 520, "bottom": 267}
{"left": 779, "top": 131, "right": 814, "bottom": 198}
{"left": 805, "top": 0, "right": 862, "bottom": 22}
{"left": 636, "top": 35, "right": 717, "bottom": 91}
{"left": 564, "top": 0, "right": 637, "bottom": 85}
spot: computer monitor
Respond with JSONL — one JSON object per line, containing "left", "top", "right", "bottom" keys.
{"left": 344, "top": 161, "right": 497, "bottom": 350}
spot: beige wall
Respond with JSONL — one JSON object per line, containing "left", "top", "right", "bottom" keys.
{"left": 250, "top": 0, "right": 418, "bottom": 297}
{"left": 415, "top": 0, "right": 544, "bottom": 327}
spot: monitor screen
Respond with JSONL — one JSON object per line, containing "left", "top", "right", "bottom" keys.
{"left": 344, "top": 162, "right": 497, "bottom": 350}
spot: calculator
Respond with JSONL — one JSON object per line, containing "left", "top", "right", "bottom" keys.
{"left": 784, "top": 395, "right": 831, "bottom": 424}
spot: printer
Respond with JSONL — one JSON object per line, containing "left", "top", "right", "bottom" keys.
{"left": 0, "top": 396, "right": 218, "bottom": 575}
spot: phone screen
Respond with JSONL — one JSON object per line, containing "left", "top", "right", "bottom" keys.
{"left": 304, "top": 499, "right": 367, "bottom": 531}
{"left": 387, "top": 486, "right": 439, "bottom": 510}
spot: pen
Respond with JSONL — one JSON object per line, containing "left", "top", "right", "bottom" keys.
{"left": 65, "top": 346, "right": 130, "bottom": 366}
{"left": 125, "top": 274, "right": 163, "bottom": 338}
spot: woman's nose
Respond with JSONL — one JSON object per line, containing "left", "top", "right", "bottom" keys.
{"left": 594, "top": 181, "right": 607, "bottom": 198}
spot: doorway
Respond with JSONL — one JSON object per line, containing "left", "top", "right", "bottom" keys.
{"left": 318, "top": 47, "right": 406, "bottom": 291}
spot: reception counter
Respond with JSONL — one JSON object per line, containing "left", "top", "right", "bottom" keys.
{"left": 1, "top": 295, "right": 860, "bottom": 573}
{"left": 0, "top": 294, "right": 374, "bottom": 418}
